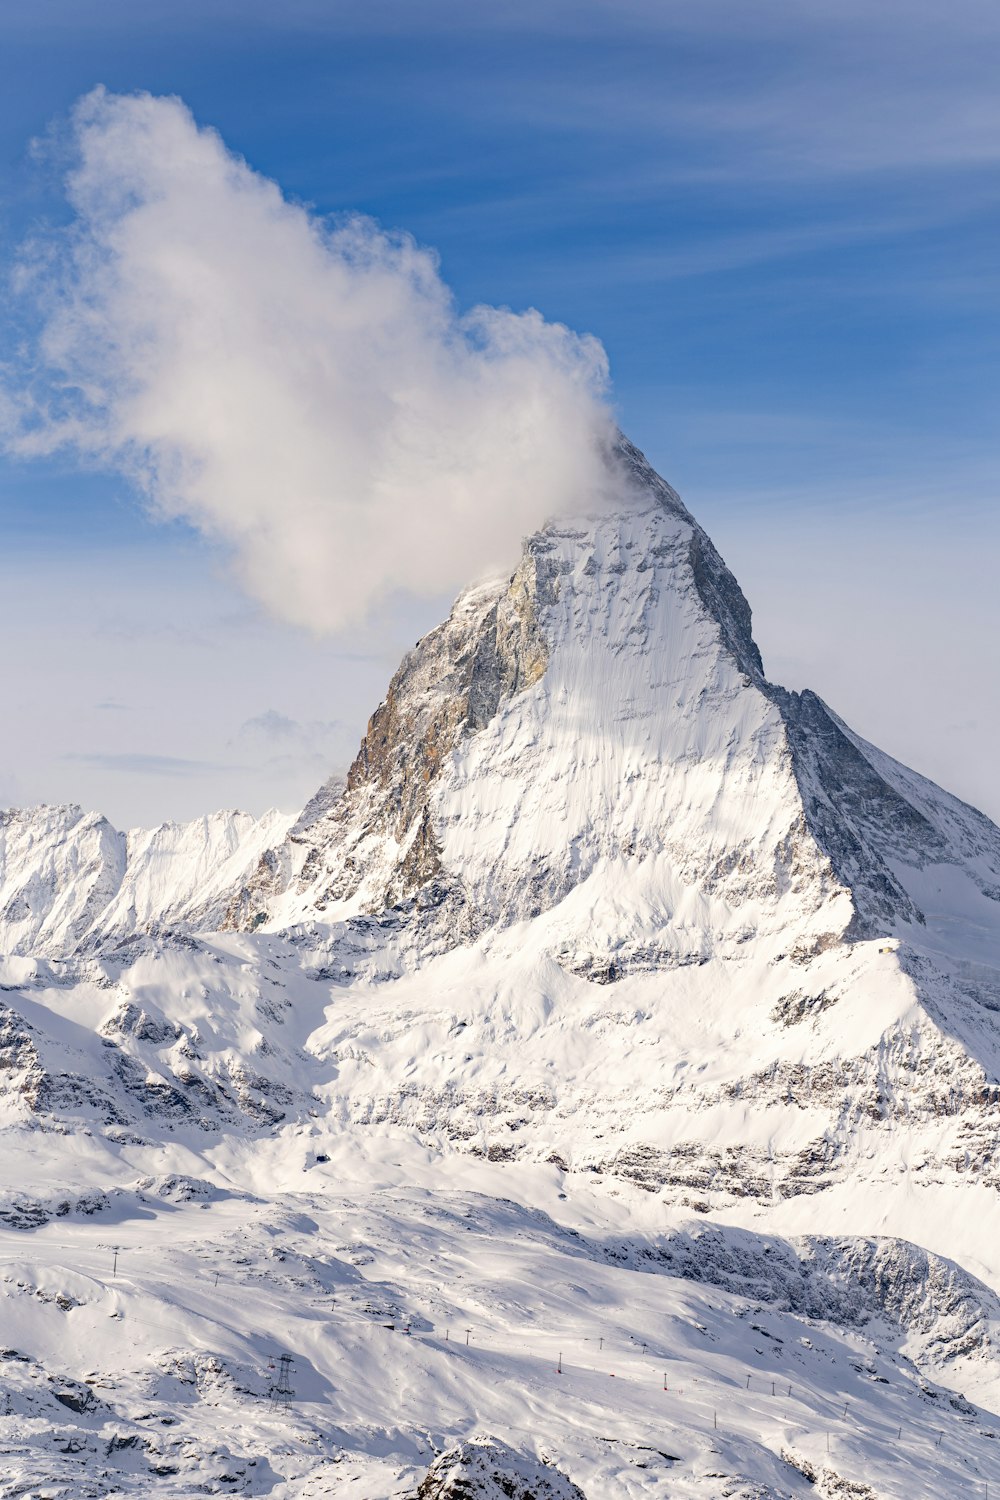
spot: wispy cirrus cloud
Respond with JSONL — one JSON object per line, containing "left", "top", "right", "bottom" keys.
{"left": 64, "top": 751, "right": 239, "bottom": 778}
{"left": 292, "top": 0, "right": 996, "bottom": 220}
{"left": 435, "top": 0, "right": 1000, "bottom": 180}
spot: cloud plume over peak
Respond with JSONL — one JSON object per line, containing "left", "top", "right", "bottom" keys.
{"left": 7, "top": 88, "right": 615, "bottom": 631}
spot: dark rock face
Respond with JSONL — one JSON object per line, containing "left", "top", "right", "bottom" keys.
{"left": 587, "top": 1221, "right": 1000, "bottom": 1370}
{"left": 329, "top": 541, "right": 551, "bottom": 907}
{"left": 51, "top": 1381, "right": 97, "bottom": 1414}
{"left": 415, "top": 1439, "right": 587, "bottom": 1500}
{"left": 767, "top": 685, "right": 1000, "bottom": 936}
{"left": 768, "top": 686, "right": 934, "bottom": 932}
{"left": 0, "top": 975, "right": 302, "bottom": 1137}
{"left": 222, "top": 844, "right": 289, "bottom": 932}
{"left": 226, "top": 536, "right": 554, "bottom": 926}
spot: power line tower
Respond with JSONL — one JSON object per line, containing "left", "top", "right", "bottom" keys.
{"left": 99, "top": 1243, "right": 123, "bottom": 1278}
{"left": 267, "top": 1353, "right": 295, "bottom": 1411}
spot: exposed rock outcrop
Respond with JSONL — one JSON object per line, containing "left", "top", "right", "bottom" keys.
{"left": 415, "top": 1438, "right": 587, "bottom": 1500}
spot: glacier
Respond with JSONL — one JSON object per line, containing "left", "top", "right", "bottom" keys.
{"left": 1, "top": 439, "right": 999, "bottom": 1497}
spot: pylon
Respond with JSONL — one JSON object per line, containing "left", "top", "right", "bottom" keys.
{"left": 268, "top": 1353, "right": 295, "bottom": 1410}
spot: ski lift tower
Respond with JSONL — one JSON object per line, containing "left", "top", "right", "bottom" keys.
{"left": 267, "top": 1353, "right": 295, "bottom": 1411}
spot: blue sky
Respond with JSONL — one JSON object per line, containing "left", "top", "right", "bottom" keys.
{"left": 1, "top": 1, "right": 998, "bottom": 825}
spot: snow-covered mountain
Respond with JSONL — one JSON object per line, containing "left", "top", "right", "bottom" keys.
{"left": 224, "top": 439, "right": 1000, "bottom": 958}
{"left": 2, "top": 438, "right": 1000, "bottom": 1498}
{"left": 0, "top": 804, "right": 293, "bottom": 957}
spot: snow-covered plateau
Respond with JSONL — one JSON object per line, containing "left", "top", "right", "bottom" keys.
{"left": 2, "top": 439, "right": 999, "bottom": 1497}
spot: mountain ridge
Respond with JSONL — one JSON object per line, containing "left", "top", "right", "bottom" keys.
{"left": 0, "top": 802, "right": 293, "bottom": 958}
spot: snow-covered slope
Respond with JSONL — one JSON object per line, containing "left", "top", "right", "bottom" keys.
{"left": 2, "top": 438, "right": 1000, "bottom": 1496}
{"left": 0, "top": 804, "right": 293, "bottom": 957}
{"left": 2, "top": 1159, "right": 999, "bottom": 1498}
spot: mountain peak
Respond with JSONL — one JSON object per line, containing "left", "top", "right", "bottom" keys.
{"left": 217, "top": 445, "right": 805, "bottom": 943}
{"left": 217, "top": 441, "right": 1000, "bottom": 976}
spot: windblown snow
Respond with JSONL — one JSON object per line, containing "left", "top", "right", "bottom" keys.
{"left": 2, "top": 438, "right": 999, "bottom": 1498}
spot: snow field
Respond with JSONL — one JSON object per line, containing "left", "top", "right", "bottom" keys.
{"left": 2, "top": 1174, "right": 1000, "bottom": 1497}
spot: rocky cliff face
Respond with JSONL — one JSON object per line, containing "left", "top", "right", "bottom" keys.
{"left": 223, "top": 552, "right": 551, "bottom": 930}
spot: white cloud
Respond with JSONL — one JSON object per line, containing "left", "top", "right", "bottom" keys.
{"left": 5, "top": 89, "right": 615, "bottom": 631}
